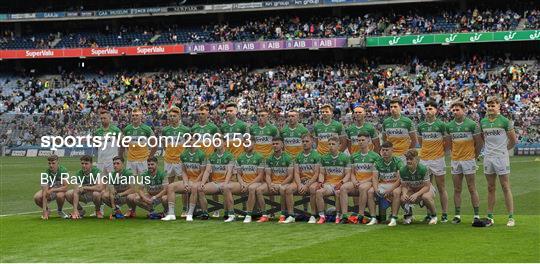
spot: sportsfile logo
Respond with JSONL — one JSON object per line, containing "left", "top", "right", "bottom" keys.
{"left": 40, "top": 172, "right": 151, "bottom": 187}
{"left": 40, "top": 133, "right": 250, "bottom": 150}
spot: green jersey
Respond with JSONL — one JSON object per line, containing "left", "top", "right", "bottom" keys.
{"left": 417, "top": 119, "right": 446, "bottom": 160}
{"left": 109, "top": 168, "right": 133, "bottom": 192}
{"left": 313, "top": 120, "right": 344, "bottom": 155}
{"left": 320, "top": 152, "right": 350, "bottom": 184}
{"left": 399, "top": 164, "right": 430, "bottom": 189}
{"left": 180, "top": 149, "right": 207, "bottom": 181}
{"left": 480, "top": 114, "right": 514, "bottom": 157}
{"left": 220, "top": 119, "right": 248, "bottom": 158}
{"left": 266, "top": 152, "right": 294, "bottom": 184}
{"left": 41, "top": 165, "right": 69, "bottom": 187}
{"left": 236, "top": 152, "right": 265, "bottom": 183}
{"left": 281, "top": 124, "right": 309, "bottom": 157}
{"left": 94, "top": 125, "right": 122, "bottom": 163}
{"left": 207, "top": 151, "right": 235, "bottom": 182}
{"left": 140, "top": 169, "right": 167, "bottom": 193}
{"left": 345, "top": 122, "right": 378, "bottom": 154}
{"left": 382, "top": 116, "right": 415, "bottom": 156}
{"left": 350, "top": 151, "right": 380, "bottom": 181}
{"left": 191, "top": 121, "right": 220, "bottom": 157}
{"left": 74, "top": 166, "right": 101, "bottom": 186}
{"left": 250, "top": 123, "right": 279, "bottom": 158}
{"left": 295, "top": 150, "right": 321, "bottom": 181}
{"left": 123, "top": 124, "right": 153, "bottom": 161}
{"left": 162, "top": 124, "right": 191, "bottom": 164}
{"left": 374, "top": 157, "right": 403, "bottom": 183}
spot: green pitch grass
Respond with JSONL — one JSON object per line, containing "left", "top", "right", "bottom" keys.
{"left": 1, "top": 156, "right": 539, "bottom": 262}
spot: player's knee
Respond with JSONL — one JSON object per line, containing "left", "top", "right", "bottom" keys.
{"left": 392, "top": 188, "right": 401, "bottom": 196}
{"left": 56, "top": 192, "right": 65, "bottom": 199}
{"left": 422, "top": 193, "right": 433, "bottom": 201}
{"left": 367, "top": 187, "right": 374, "bottom": 195}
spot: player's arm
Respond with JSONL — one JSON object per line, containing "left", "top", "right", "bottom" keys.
{"left": 417, "top": 134, "right": 423, "bottom": 148}
{"left": 41, "top": 184, "right": 49, "bottom": 215}
{"left": 180, "top": 163, "right": 189, "bottom": 184}
{"left": 372, "top": 136, "right": 381, "bottom": 154}
{"left": 506, "top": 129, "right": 517, "bottom": 150}
{"left": 224, "top": 162, "right": 234, "bottom": 184}
{"left": 350, "top": 165, "right": 359, "bottom": 187}
{"left": 293, "top": 164, "right": 301, "bottom": 186}
{"left": 371, "top": 170, "right": 379, "bottom": 194}
{"left": 50, "top": 178, "right": 69, "bottom": 193}
{"left": 200, "top": 164, "right": 212, "bottom": 184}
{"left": 253, "top": 167, "right": 265, "bottom": 184}
{"left": 264, "top": 167, "right": 274, "bottom": 190}
{"left": 336, "top": 167, "right": 351, "bottom": 190}
{"left": 117, "top": 185, "right": 136, "bottom": 197}
{"left": 409, "top": 131, "right": 418, "bottom": 150}
{"left": 473, "top": 133, "right": 484, "bottom": 158}
{"left": 386, "top": 170, "right": 401, "bottom": 194}
{"left": 443, "top": 134, "right": 452, "bottom": 154}
{"left": 410, "top": 180, "right": 431, "bottom": 202}
{"left": 283, "top": 165, "right": 294, "bottom": 184}
{"left": 400, "top": 183, "right": 410, "bottom": 201}
{"left": 310, "top": 163, "right": 321, "bottom": 186}
{"left": 148, "top": 131, "right": 158, "bottom": 158}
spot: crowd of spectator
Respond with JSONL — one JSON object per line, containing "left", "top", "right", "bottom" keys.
{"left": 1, "top": 7, "right": 538, "bottom": 49}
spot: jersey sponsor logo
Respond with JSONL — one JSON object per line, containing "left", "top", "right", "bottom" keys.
{"left": 212, "top": 164, "right": 227, "bottom": 172}
{"left": 254, "top": 135, "right": 272, "bottom": 144}
{"left": 379, "top": 172, "right": 397, "bottom": 181}
{"left": 385, "top": 128, "right": 408, "bottom": 136}
{"left": 284, "top": 137, "right": 302, "bottom": 146}
{"left": 403, "top": 180, "right": 425, "bottom": 188}
{"left": 421, "top": 132, "right": 442, "bottom": 140}
{"left": 271, "top": 166, "right": 288, "bottom": 176}
{"left": 325, "top": 166, "right": 345, "bottom": 175}
{"left": 354, "top": 163, "right": 373, "bottom": 171}
{"left": 450, "top": 132, "right": 472, "bottom": 140}
{"left": 318, "top": 132, "right": 338, "bottom": 141}
{"left": 483, "top": 128, "right": 504, "bottom": 137}
{"left": 184, "top": 162, "right": 201, "bottom": 170}
{"left": 298, "top": 163, "right": 316, "bottom": 171}
{"left": 240, "top": 165, "right": 258, "bottom": 173}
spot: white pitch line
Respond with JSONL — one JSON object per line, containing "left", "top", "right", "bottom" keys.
{"left": 0, "top": 205, "right": 94, "bottom": 217}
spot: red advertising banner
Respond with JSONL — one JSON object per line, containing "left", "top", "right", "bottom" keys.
{"left": 0, "top": 45, "right": 185, "bottom": 59}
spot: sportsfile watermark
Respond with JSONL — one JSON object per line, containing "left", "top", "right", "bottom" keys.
{"left": 41, "top": 172, "right": 151, "bottom": 187}
{"left": 41, "top": 133, "right": 252, "bottom": 151}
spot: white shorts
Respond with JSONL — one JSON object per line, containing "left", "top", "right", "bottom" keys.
{"left": 165, "top": 162, "right": 182, "bottom": 177}
{"left": 322, "top": 183, "right": 336, "bottom": 195}
{"left": 451, "top": 159, "right": 478, "bottom": 175}
{"left": 484, "top": 155, "right": 510, "bottom": 176}
{"left": 420, "top": 157, "right": 446, "bottom": 176}
{"left": 126, "top": 161, "right": 147, "bottom": 175}
{"left": 377, "top": 183, "right": 393, "bottom": 194}
{"left": 96, "top": 162, "right": 113, "bottom": 174}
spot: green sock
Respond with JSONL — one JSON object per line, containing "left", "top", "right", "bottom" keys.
{"left": 487, "top": 213, "right": 494, "bottom": 219}
{"left": 342, "top": 213, "right": 348, "bottom": 219}
{"left": 246, "top": 211, "right": 252, "bottom": 216}
{"left": 391, "top": 215, "right": 398, "bottom": 219}
{"left": 431, "top": 214, "right": 437, "bottom": 218}
{"left": 455, "top": 207, "right": 461, "bottom": 215}
{"left": 509, "top": 213, "right": 513, "bottom": 219}
{"left": 473, "top": 207, "right": 479, "bottom": 215}
{"left": 442, "top": 213, "right": 448, "bottom": 218}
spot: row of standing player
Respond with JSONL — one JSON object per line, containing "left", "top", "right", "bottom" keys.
{"left": 35, "top": 97, "right": 517, "bottom": 226}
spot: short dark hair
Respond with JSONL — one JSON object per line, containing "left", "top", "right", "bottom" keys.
{"left": 450, "top": 100, "right": 465, "bottom": 109}
{"left": 357, "top": 131, "right": 370, "bottom": 138}
{"left": 381, "top": 141, "right": 393, "bottom": 149}
{"left": 425, "top": 99, "right": 438, "bottom": 108}
{"left": 225, "top": 102, "right": 237, "bottom": 108}
{"left": 390, "top": 97, "right": 401, "bottom": 105}
{"left": 301, "top": 133, "right": 313, "bottom": 140}
{"left": 272, "top": 136, "right": 283, "bottom": 142}
{"left": 80, "top": 155, "right": 92, "bottom": 163}
{"left": 112, "top": 156, "right": 124, "bottom": 163}
{"left": 147, "top": 156, "right": 158, "bottom": 163}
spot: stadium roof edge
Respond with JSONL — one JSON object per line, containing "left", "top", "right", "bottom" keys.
{"left": 0, "top": 0, "right": 448, "bottom": 23}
